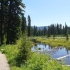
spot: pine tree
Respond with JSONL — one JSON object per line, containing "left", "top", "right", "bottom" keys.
{"left": 64, "top": 22, "right": 67, "bottom": 36}
{"left": 43, "top": 26, "right": 47, "bottom": 36}
{"left": 56, "top": 23, "right": 60, "bottom": 35}
{"left": 22, "top": 15, "right": 26, "bottom": 34}
{"left": 62, "top": 26, "right": 65, "bottom": 36}
{"left": 66, "top": 30, "right": 69, "bottom": 41}
{"left": 28, "top": 15, "right": 31, "bottom": 36}
{"left": 59, "top": 24, "right": 62, "bottom": 35}
{"left": 65, "top": 23, "right": 69, "bottom": 41}
{"left": 0, "top": 0, "right": 3, "bottom": 45}
{"left": 0, "top": 0, "right": 4, "bottom": 44}
{"left": 38, "top": 29, "right": 41, "bottom": 36}
{"left": 33, "top": 25, "right": 36, "bottom": 36}
{"left": 0, "top": 0, "right": 25, "bottom": 44}
{"left": 47, "top": 26, "right": 51, "bottom": 38}
{"left": 6, "top": 0, "right": 25, "bottom": 44}
{"left": 52, "top": 24, "right": 55, "bottom": 39}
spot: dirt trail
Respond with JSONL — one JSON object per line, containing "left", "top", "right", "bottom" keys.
{"left": 0, "top": 52, "right": 10, "bottom": 70}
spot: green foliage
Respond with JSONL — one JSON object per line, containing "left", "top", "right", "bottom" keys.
{"left": 1, "top": 37, "right": 70, "bottom": 70}
{"left": 35, "top": 37, "right": 70, "bottom": 48}
{"left": 15, "top": 36, "right": 32, "bottom": 66}
{"left": 28, "top": 15, "right": 31, "bottom": 36}
{"left": 31, "top": 23, "right": 70, "bottom": 39}
{"left": 22, "top": 15, "right": 27, "bottom": 34}
{"left": 0, "top": 0, "right": 25, "bottom": 44}
{"left": 33, "top": 25, "right": 37, "bottom": 36}
{"left": 11, "top": 53, "right": 70, "bottom": 70}
{"left": 0, "top": 45, "right": 19, "bottom": 66}
{"left": 11, "top": 66, "right": 27, "bottom": 70}
{"left": 25, "top": 53, "right": 51, "bottom": 70}
{"left": 66, "top": 30, "right": 69, "bottom": 41}
{"left": 0, "top": 37, "right": 33, "bottom": 67}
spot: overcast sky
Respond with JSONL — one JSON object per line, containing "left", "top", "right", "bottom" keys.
{"left": 23, "top": 0, "right": 70, "bottom": 26}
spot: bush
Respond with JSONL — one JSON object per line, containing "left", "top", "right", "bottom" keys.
{"left": 24, "top": 53, "right": 64, "bottom": 70}
{"left": 15, "top": 36, "right": 32, "bottom": 67}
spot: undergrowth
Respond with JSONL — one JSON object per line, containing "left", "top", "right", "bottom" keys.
{"left": 0, "top": 36, "right": 70, "bottom": 70}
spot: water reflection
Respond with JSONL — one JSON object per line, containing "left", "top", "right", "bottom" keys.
{"left": 32, "top": 43, "right": 70, "bottom": 65}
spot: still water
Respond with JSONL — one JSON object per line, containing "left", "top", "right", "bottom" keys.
{"left": 32, "top": 43, "right": 70, "bottom": 65}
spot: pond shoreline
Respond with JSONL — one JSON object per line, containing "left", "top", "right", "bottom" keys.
{"left": 32, "top": 37, "right": 70, "bottom": 49}
{"left": 32, "top": 42, "right": 70, "bottom": 65}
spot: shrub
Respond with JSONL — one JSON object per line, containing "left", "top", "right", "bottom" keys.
{"left": 15, "top": 36, "right": 32, "bottom": 67}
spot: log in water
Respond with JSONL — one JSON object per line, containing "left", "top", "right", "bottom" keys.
{"left": 56, "top": 54, "right": 70, "bottom": 60}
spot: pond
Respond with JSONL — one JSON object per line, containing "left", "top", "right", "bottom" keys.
{"left": 31, "top": 43, "right": 70, "bottom": 65}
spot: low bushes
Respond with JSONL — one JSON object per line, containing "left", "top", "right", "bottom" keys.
{"left": 0, "top": 36, "right": 70, "bottom": 70}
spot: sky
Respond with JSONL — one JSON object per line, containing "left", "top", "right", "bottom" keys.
{"left": 23, "top": 0, "right": 70, "bottom": 26}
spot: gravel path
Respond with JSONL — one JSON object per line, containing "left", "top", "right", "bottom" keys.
{"left": 0, "top": 52, "right": 10, "bottom": 70}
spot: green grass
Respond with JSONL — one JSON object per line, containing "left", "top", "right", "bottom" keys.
{"left": 0, "top": 37, "right": 33, "bottom": 69}
{"left": 11, "top": 53, "right": 70, "bottom": 70}
{"left": 34, "top": 37, "right": 70, "bottom": 49}
{"left": 0, "top": 44, "right": 19, "bottom": 66}
{"left": 0, "top": 37, "right": 70, "bottom": 70}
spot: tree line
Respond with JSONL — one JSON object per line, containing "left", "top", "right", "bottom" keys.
{"left": 30, "top": 23, "right": 69, "bottom": 40}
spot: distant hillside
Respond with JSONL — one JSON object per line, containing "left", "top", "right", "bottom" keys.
{"left": 32, "top": 26, "right": 48, "bottom": 30}
{"left": 38, "top": 26, "right": 48, "bottom": 30}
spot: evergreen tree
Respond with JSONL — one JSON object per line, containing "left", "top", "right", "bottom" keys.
{"left": 6, "top": 0, "right": 25, "bottom": 44}
{"left": 0, "top": 0, "right": 25, "bottom": 44}
{"left": 59, "top": 24, "right": 62, "bottom": 35}
{"left": 62, "top": 26, "right": 65, "bottom": 36}
{"left": 65, "top": 23, "right": 69, "bottom": 41}
{"left": 33, "top": 25, "right": 36, "bottom": 36}
{"left": 22, "top": 15, "right": 26, "bottom": 34}
{"left": 28, "top": 15, "right": 31, "bottom": 36}
{"left": 43, "top": 26, "right": 47, "bottom": 36}
{"left": 0, "top": 0, "right": 4, "bottom": 44}
{"left": 33, "top": 25, "right": 38, "bottom": 36}
{"left": 0, "top": 0, "right": 7, "bottom": 44}
{"left": 38, "top": 29, "right": 41, "bottom": 36}
{"left": 66, "top": 30, "right": 69, "bottom": 41}
{"left": 52, "top": 24, "right": 55, "bottom": 39}
{"left": 68, "top": 27, "right": 70, "bottom": 34}
{"left": 47, "top": 26, "right": 51, "bottom": 38}
{"left": 56, "top": 23, "right": 60, "bottom": 35}
{"left": 30, "top": 27, "right": 34, "bottom": 36}
{"left": 64, "top": 22, "right": 67, "bottom": 36}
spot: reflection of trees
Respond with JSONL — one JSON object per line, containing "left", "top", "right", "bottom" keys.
{"left": 48, "top": 45, "right": 52, "bottom": 49}
{"left": 34, "top": 43, "right": 37, "bottom": 46}
{"left": 34, "top": 46, "right": 37, "bottom": 50}
{"left": 66, "top": 47, "right": 70, "bottom": 51}
{"left": 65, "top": 47, "right": 70, "bottom": 54}
{"left": 66, "top": 49, "right": 69, "bottom": 54}
{"left": 33, "top": 45, "right": 38, "bottom": 50}
{"left": 50, "top": 48, "right": 58, "bottom": 54}
{"left": 32, "top": 44, "right": 70, "bottom": 56}
{"left": 44, "top": 44, "right": 46, "bottom": 48}
{"left": 44, "top": 47, "right": 59, "bottom": 55}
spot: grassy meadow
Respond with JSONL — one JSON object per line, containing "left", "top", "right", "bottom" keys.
{"left": 0, "top": 36, "right": 70, "bottom": 70}
{"left": 34, "top": 36, "right": 70, "bottom": 49}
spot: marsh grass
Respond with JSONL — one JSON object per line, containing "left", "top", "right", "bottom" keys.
{"left": 35, "top": 37, "right": 70, "bottom": 49}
